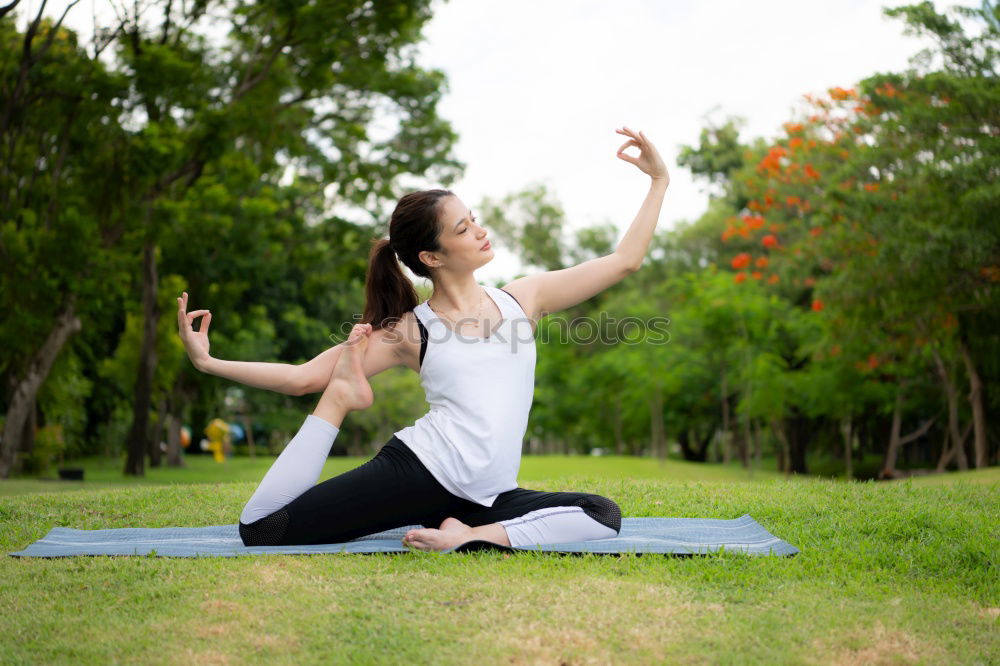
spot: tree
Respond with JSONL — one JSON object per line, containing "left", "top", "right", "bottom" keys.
{"left": 0, "top": 0, "right": 462, "bottom": 477}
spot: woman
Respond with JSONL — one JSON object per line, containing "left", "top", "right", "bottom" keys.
{"left": 176, "top": 126, "right": 669, "bottom": 550}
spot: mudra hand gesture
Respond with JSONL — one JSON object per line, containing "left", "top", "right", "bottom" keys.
{"left": 176, "top": 291, "right": 212, "bottom": 370}
{"left": 615, "top": 126, "right": 669, "bottom": 185}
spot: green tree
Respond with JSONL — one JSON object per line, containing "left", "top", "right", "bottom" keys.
{"left": 0, "top": 0, "right": 463, "bottom": 477}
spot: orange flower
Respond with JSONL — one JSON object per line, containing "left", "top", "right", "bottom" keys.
{"left": 864, "top": 183, "right": 879, "bottom": 192}
{"left": 769, "top": 223, "right": 781, "bottom": 232}
{"left": 810, "top": 227, "right": 823, "bottom": 237}
{"left": 804, "top": 276, "right": 816, "bottom": 287}
{"left": 867, "top": 354, "right": 879, "bottom": 370}
{"left": 762, "top": 234, "right": 778, "bottom": 248}
{"left": 804, "top": 164, "right": 820, "bottom": 180}
{"left": 755, "top": 256, "right": 769, "bottom": 268}
{"left": 830, "top": 344, "right": 841, "bottom": 356}
{"left": 757, "top": 145, "right": 788, "bottom": 173}
{"left": 789, "top": 137, "right": 804, "bottom": 150}
{"left": 767, "top": 274, "right": 780, "bottom": 284}
{"left": 751, "top": 271, "right": 763, "bottom": 280}
{"left": 731, "top": 253, "right": 752, "bottom": 270}
{"left": 829, "top": 87, "right": 857, "bottom": 101}
{"left": 876, "top": 82, "right": 899, "bottom": 98}
{"left": 734, "top": 272, "right": 747, "bottom": 284}
{"left": 811, "top": 299, "right": 824, "bottom": 312}
{"left": 783, "top": 122, "right": 804, "bottom": 134}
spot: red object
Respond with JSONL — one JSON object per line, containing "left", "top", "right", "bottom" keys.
{"left": 731, "top": 253, "right": 752, "bottom": 270}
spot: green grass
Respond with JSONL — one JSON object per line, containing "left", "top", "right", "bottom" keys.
{"left": 0, "top": 452, "right": 785, "bottom": 497}
{"left": 897, "top": 466, "right": 1000, "bottom": 485}
{"left": 1, "top": 463, "right": 997, "bottom": 664}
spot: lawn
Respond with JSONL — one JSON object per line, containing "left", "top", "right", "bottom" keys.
{"left": 0, "top": 451, "right": 786, "bottom": 497}
{"left": 1, "top": 461, "right": 996, "bottom": 664}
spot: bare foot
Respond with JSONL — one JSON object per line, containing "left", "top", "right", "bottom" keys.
{"left": 327, "top": 324, "right": 374, "bottom": 411}
{"left": 402, "top": 517, "right": 474, "bottom": 552}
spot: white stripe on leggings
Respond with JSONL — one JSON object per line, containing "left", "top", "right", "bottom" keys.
{"left": 498, "top": 506, "right": 618, "bottom": 548}
{"left": 239, "top": 414, "right": 340, "bottom": 524}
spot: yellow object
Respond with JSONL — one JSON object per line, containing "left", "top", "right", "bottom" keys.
{"left": 204, "top": 418, "right": 231, "bottom": 463}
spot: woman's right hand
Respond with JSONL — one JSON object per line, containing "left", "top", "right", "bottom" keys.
{"left": 177, "top": 291, "right": 212, "bottom": 371}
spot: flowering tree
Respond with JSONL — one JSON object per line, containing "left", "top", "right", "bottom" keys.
{"left": 717, "top": 2, "right": 999, "bottom": 473}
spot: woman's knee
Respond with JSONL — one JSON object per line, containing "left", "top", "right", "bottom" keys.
{"left": 572, "top": 494, "right": 622, "bottom": 534}
{"left": 239, "top": 508, "right": 292, "bottom": 547}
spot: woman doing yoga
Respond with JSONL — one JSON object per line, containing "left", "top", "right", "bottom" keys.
{"left": 176, "top": 126, "right": 668, "bottom": 550}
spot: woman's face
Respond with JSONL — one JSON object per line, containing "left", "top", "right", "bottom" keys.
{"left": 421, "top": 195, "right": 494, "bottom": 274}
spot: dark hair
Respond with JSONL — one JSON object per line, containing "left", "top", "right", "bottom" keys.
{"left": 362, "top": 189, "right": 454, "bottom": 330}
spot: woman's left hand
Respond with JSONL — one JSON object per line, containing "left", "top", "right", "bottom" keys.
{"left": 615, "top": 127, "right": 669, "bottom": 185}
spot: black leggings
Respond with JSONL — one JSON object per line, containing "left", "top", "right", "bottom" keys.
{"left": 239, "top": 436, "right": 621, "bottom": 547}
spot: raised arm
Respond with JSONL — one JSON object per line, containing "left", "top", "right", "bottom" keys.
{"left": 504, "top": 127, "right": 669, "bottom": 317}
{"left": 177, "top": 293, "right": 403, "bottom": 396}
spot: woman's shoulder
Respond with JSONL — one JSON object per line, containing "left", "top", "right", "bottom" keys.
{"left": 384, "top": 309, "right": 424, "bottom": 373}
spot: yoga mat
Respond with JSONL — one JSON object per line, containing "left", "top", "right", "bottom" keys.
{"left": 9, "top": 514, "right": 798, "bottom": 557}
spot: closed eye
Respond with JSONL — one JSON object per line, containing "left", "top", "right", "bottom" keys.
{"left": 458, "top": 216, "right": 477, "bottom": 233}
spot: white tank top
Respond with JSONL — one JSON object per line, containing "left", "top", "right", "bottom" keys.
{"left": 393, "top": 285, "right": 537, "bottom": 506}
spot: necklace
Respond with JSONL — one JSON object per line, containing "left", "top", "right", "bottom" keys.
{"left": 428, "top": 288, "right": 485, "bottom": 330}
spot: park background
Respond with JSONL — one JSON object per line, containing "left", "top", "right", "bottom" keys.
{"left": 0, "top": 0, "right": 997, "bottom": 484}
{"left": 1, "top": 2, "right": 997, "bottom": 664}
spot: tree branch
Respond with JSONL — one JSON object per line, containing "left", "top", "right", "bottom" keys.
{"left": 0, "top": 0, "right": 22, "bottom": 20}
{"left": 898, "top": 417, "right": 936, "bottom": 446}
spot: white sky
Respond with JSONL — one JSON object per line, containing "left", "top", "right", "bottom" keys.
{"left": 33, "top": 0, "right": 958, "bottom": 283}
{"left": 413, "top": 0, "right": 950, "bottom": 282}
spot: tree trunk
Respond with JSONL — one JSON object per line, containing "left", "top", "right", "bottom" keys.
{"left": 16, "top": 395, "right": 37, "bottom": 475}
{"left": 720, "top": 368, "right": 731, "bottom": 464}
{"left": 931, "top": 347, "right": 969, "bottom": 471}
{"left": 649, "top": 382, "right": 665, "bottom": 460}
{"left": 958, "top": 337, "right": 987, "bottom": 468}
{"left": 882, "top": 383, "right": 905, "bottom": 477}
{"left": 937, "top": 419, "right": 973, "bottom": 472}
{"left": 0, "top": 295, "right": 81, "bottom": 478}
{"left": 348, "top": 427, "right": 363, "bottom": 456}
{"left": 788, "top": 412, "right": 810, "bottom": 474}
{"left": 840, "top": 417, "right": 853, "bottom": 481}
{"left": 165, "top": 411, "right": 186, "bottom": 468}
{"left": 125, "top": 239, "right": 160, "bottom": 476}
{"left": 149, "top": 394, "right": 166, "bottom": 468}
{"left": 752, "top": 419, "right": 763, "bottom": 470}
{"left": 770, "top": 419, "right": 790, "bottom": 474}
{"left": 677, "top": 422, "right": 716, "bottom": 463}
{"left": 880, "top": 380, "right": 937, "bottom": 479}
{"left": 242, "top": 412, "right": 256, "bottom": 458}
{"left": 739, "top": 416, "right": 751, "bottom": 469}
{"left": 612, "top": 393, "right": 624, "bottom": 455}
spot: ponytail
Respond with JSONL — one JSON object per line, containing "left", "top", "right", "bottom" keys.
{"left": 362, "top": 238, "right": 419, "bottom": 331}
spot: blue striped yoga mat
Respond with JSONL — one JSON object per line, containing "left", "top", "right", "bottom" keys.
{"left": 9, "top": 514, "right": 798, "bottom": 558}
